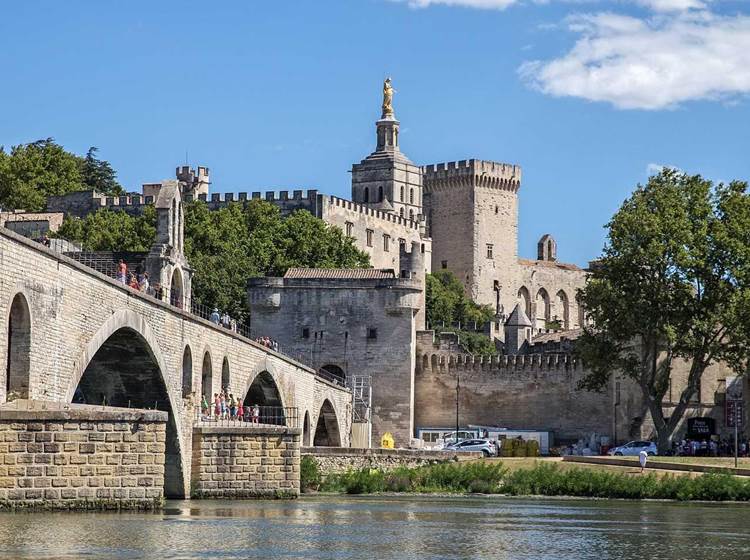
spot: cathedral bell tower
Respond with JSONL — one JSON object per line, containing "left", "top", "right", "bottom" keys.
{"left": 351, "top": 78, "right": 424, "bottom": 224}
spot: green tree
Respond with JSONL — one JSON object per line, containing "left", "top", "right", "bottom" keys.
{"left": 576, "top": 169, "right": 750, "bottom": 452}
{"left": 0, "top": 139, "right": 123, "bottom": 213}
{"left": 426, "top": 270, "right": 497, "bottom": 354}
{"left": 55, "top": 206, "right": 156, "bottom": 252}
{"left": 80, "top": 147, "right": 123, "bottom": 195}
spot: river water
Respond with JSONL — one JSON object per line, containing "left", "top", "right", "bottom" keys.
{"left": 0, "top": 496, "right": 748, "bottom": 559}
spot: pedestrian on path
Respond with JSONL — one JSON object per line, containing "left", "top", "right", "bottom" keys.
{"left": 639, "top": 450, "right": 648, "bottom": 473}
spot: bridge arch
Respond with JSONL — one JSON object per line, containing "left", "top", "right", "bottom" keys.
{"left": 65, "top": 309, "right": 187, "bottom": 498}
{"left": 4, "top": 292, "right": 32, "bottom": 401}
{"left": 320, "top": 363, "right": 345, "bottom": 384}
{"left": 314, "top": 399, "right": 341, "bottom": 447}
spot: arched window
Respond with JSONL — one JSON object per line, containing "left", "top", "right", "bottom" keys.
{"left": 399, "top": 208, "right": 404, "bottom": 218}
{"left": 5, "top": 293, "right": 31, "bottom": 401}
{"left": 409, "top": 188, "right": 414, "bottom": 204}
{"left": 517, "top": 287, "right": 531, "bottom": 318}
{"left": 181, "top": 345, "right": 193, "bottom": 398}
{"left": 409, "top": 209, "right": 414, "bottom": 221}
{"left": 363, "top": 187, "right": 369, "bottom": 203}
{"left": 400, "top": 186, "right": 404, "bottom": 202}
{"left": 201, "top": 352, "right": 212, "bottom": 400}
{"left": 221, "top": 357, "right": 230, "bottom": 392}
{"left": 536, "top": 288, "right": 551, "bottom": 324}
{"left": 378, "top": 186, "right": 383, "bottom": 202}
{"left": 170, "top": 268, "right": 183, "bottom": 308}
{"left": 556, "top": 290, "right": 570, "bottom": 329}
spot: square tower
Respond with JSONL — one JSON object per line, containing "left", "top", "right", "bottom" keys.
{"left": 423, "top": 159, "right": 522, "bottom": 316}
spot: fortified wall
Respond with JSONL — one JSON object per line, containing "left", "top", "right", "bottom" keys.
{"left": 415, "top": 331, "right": 623, "bottom": 443}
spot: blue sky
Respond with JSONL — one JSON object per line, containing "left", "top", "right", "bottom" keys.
{"left": 1, "top": 0, "right": 748, "bottom": 266}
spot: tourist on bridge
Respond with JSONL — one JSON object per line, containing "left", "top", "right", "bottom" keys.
{"left": 128, "top": 274, "right": 140, "bottom": 290}
{"left": 201, "top": 394, "right": 209, "bottom": 418}
{"left": 236, "top": 396, "right": 243, "bottom": 421}
{"left": 139, "top": 272, "right": 150, "bottom": 293}
{"left": 229, "top": 394, "right": 237, "bottom": 419}
{"left": 213, "top": 393, "right": 220, "bottom": 418}
{"left": 117, "top": 259, "right": 127, "bottom": 284}
{"left": 210, "top": 308, "right": 220, "bottom": 324}
{"left": 221, "top": 311, "right": 231, "bottom": 329}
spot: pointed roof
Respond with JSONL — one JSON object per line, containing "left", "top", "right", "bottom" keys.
{"left": 505, "top": 304, "right": 532, "bottom": 327}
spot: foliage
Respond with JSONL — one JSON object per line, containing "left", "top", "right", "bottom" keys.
{"left": 0, "top": 139, "right": 122, "bottom": 212}
{"left": 300, "top": 456, "right": 322, "bottom": 493}
{"left": 502, "top": 463, "right": 750, "bottom": 501}
{"left": 576, "top": 168, "right": 750, "bottom": 453}
{"left": 55, "top": 206, "right": 156, "bottom": 252}
{"left": 321, "top": 461, "right": 507, "bottom": 494}
{"left": 426, "top": 270, "right": 497, "bottom": 354}
{"left": 319, "top": 460, "right": 750, "bottom": 502}
{"left": 184, "top": 200, "right": 370, "bottom": 319}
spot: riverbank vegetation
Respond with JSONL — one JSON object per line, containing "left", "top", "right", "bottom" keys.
{"left": 301, "top": 457, "right": 750, "bottom": 501}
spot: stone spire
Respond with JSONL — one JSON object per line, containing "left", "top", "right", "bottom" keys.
{"left": 504, "top": 303, "right": 532, "bottom": 355}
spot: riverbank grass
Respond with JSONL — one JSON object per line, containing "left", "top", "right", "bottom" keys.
{"left": 302, "top": 457, "right": 750, "bottom": 501}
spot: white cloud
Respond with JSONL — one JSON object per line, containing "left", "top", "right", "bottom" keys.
{"left": 402, "top": 0, "right": 519, "bottom": 8}
{"left": 519, "top": 11, "right": 750, "bottom": 109}
{"left": 646, "top": 162, "right": 681, "bottom": 175}
{"left": 634, "top": 0, "right": 707, "bottom": 12}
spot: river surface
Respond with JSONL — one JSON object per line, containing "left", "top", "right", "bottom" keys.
{"left": 0, "top": 496, "right": 748, "bottom": 559}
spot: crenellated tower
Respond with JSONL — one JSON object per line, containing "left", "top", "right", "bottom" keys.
{"left": 422, "top": 159, "right": 522, "bottom": 320}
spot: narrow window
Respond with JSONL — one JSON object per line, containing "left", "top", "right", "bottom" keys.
{"left": 364, "top": 187, "right": 369, "bottom": 203}
{"left": 409, "top": 188, "right": 414, "bottom": 204}
{"left": 378, "top": 186, "right": 383, "bottom": 202}
{"left": 409, "top": 209, "right": 414, "bottom": 221}
{"left": 399, "top": 208, "right": 404, "bottom": 218}
{"left": 367, "top": 328, "right": 378, "bottom": 339}
{"left": 302, "top": 327, "right": 310, "bottom": 339}
{"left": 366, "top": 229, "right": 373, "bottom": 247}
{"left": 487, "top": 244, "right": 494, "bottom": 259}
{"left": 400, "top": 186, "right": 404, "bottom": 202}
{"left": 441, "top": 260, "right": 448, "bottom": 269}
{"left": 345, "top": 221, "right": 354, "bottom": 236}
{"left": 383, "top": 234, "right": 390, "bottom": 252}
{"left": 399, "top": 238, "right": 406, "bottom": 248}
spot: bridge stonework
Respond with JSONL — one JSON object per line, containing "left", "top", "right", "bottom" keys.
{"left": 0, "top": 228, "right": 351, "bottom": 500}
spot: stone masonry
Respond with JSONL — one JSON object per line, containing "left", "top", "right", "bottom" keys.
{"left": 191, "top": 425, "right": 300, "bottom": 498}
{"left": 0, "top": 400, "right": 167, "bottom": 510}
{"left": 302, "top": 447, "right": 480, "bottom": 476}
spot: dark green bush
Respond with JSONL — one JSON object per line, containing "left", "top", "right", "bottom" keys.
{"left": 300, "top": 456, "right": 322, "bottom": 493}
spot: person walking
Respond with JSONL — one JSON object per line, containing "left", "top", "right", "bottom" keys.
{"left": 210, "top": 308, "right": 220, "bottom": 324}
{"left": 139, "top": 272, "right": 150, "bottom": 293}
{"left": 213, "top": 393, "right": 220, "bottom": 419}
{"left": 117, "top": 259, "right": 127, "bottom": 284}
{"left": 229, "top": 394, "right": 236, "bottom": 419}
{"left": 639, "top": 449, "right": 648, "bottom": 473}
{"left": 201, "top": 394, "right": 209, "bottom": 419}
{"left": 236, "top": 396, "right": 244, "bottom": 421}
{"left": 252, "top": 403, "right": 260, "bottom": 424}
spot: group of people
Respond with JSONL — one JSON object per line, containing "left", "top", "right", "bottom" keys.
{"left": 117, "top": 260, "right": 164, "bottom": 298}
{"left": 209, "top": 308, "right": 236, "bottom": 331}
{"left": 256, "top": 336, "right": 279, "bottom": 352}
{"left": 201, "top": 389, "right": 262, "bottom": 423}
{"left": 674, "top": 438, "right": 749, "bottom": 457}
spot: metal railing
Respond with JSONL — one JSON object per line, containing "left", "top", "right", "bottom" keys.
{"left": 195, "top": 406, "right": 298, "bottom": 428}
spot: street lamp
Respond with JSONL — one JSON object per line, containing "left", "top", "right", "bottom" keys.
{"left": 455, "top": 372, "right": 460, "bottom": 444}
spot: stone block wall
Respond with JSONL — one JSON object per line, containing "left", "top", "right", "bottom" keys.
{"left": 0, "top": 401, "right": 167, "bottom": 510}
{"left": 302, "top": 447, "right": 480, "bottom": 475}
{"left": 191, "top": 426, "right": 300, "bottom": 499}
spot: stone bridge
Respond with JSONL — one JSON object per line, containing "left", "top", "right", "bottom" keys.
{"left": 0, "top": 227, "right": 352, "bottom": 499}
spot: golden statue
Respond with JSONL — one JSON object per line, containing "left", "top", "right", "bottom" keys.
{"left": 382, "top": 77, "right": 395, "bottom": 118}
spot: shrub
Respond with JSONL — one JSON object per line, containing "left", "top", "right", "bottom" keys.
{"left": 300, "top": 456, "right": 321, "bottom": 493}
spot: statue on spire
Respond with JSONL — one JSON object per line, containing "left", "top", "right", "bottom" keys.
{"left": 381, "top": 77, "right": 395, "bottom": 119}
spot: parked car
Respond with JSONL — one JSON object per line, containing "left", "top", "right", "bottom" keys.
{"left": 608, "top": 441, "right": 658, "bottom": 456}
{"left": 444, "top": 438, "right": 497, "bottom": 457}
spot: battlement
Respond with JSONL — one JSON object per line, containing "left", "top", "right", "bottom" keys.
{"left": 102, "top": 194, "right": 155, "bottom": 207}
{"left": 184, "top": 189, "right": 320, "bottom": 205}
{"left": 325, "top": 195, "right": 420, "bottom": 231}
{"left": 422, "top": 159, "right": 521, "bottom": 192}
{"left": 419, "top": 351, "right": 580, "bottom": 373}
